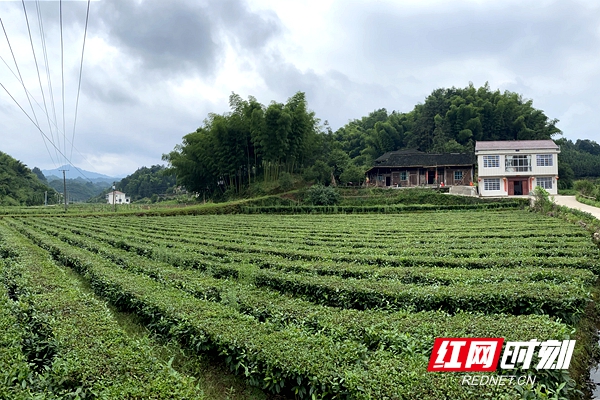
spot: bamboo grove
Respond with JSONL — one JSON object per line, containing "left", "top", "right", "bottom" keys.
{"left": 162, "top": 83, "right": 567, "bottom": 197}
{"left": 163, "top": 92, "right": 322, "bottom": 195}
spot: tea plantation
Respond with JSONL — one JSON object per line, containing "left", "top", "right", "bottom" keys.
{"left": 0, "top": 210, "right": 598, "bottom": 399}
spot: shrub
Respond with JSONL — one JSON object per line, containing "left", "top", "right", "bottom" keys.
{"left": 306, "top": 184, "right": 340, "bottom": 206}
{"left": 531, "top": 186, "right": 553, "bottom": 213}
{"left": 302, "top": 160, "right": 331, "bottom": 186}
{"left": 278, "top": 172, "right": 294, "bottom": 191}
{"left": 339, "top": 165, "right": 365, "bottom": 186}
{"left": 574, "top": 180, "right": 596, "bottom": 197}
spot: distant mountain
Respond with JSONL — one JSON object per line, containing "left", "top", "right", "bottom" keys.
{"left": 41, "top": 165, "right": 118, "bottom": 184}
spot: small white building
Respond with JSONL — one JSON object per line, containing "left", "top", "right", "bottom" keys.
{"left": 475, "top": 140, "right": 559, "bottom": 197}
{"left": 106, "top": 190, "right": 131, "bottom": 204}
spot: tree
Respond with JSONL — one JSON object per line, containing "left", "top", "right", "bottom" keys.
{"left": 302, "top": 160, "right": 331, "bottom": 186}
{"left": 339, "top": 165, "right": 365, "bottom": 186}
{"left": 334, "top": 82, "right": 562, "bottom": 166}
{"left": 164, "top": 91, "right": 322, "bottom": 198}
{"left": 32, "top": 167, "right": 47, "bottom": 183}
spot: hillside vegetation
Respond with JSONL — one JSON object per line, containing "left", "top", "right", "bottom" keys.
{"left": 46, "top": 176, "right": 110, "bottom": 203}
{"left": 0, "top": 152, "right": 54, "bottom": 206}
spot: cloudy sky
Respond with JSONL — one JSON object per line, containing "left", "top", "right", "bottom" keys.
{"left": 0, "top": 0, "right": 599, "bottom": 177}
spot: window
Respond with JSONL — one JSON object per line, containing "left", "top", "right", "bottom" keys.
{"left": 537, "top": 177, "right": 553, "bottom": 190}
{"left": 536, "top": 154, "right": 553, "bottom": 167}
{"left": 483, "top": 155, "right": 499, "bottom": 168}
{"left": 484, "top": 178, "right": 501, "bottom": 191}
{"left": 505, "top": 155, "right": 531, "bottom": 172}
{"left": 400, "top": 171, "right": 407, "bottom": 181}
{"left": 454, "top": 171, "right": 463, "bottom": 181}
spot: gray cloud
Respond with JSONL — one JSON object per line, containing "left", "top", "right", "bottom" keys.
{"left": 258, "top": 55, "right": 410, "bottom": 129}
{"left": 331, "top": 1, "right": 600, "bottom": 76}
{"left": 215, "top": 0, "right": 281, "bottom": 51}
{"left": 95, "top": 0, "right": 218, "bottom": 77}
{"left": 82, "top": 73, "right": 139, "bottom": 106}
{"left": 93, "top": 0, "right": 281, "bottom": 79}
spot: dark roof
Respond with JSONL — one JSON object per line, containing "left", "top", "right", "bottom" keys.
{"left": 475, "top": 140, "right": 558, "bottom": 151}
{"left": 370, "top": 150, "right": 475, "bottom": 169}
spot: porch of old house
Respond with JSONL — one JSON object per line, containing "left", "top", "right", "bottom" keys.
{"left": 368, "top": 166, "right": 473, "bottom": 188}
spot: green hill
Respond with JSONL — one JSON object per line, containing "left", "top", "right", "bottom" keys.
{"left": 0, "top": 152, "right": 56, "bottom": 206}
{"left": 117, "top": 165, "right": 176, "bottom": 201}
{"left": 46, "top": 176, "right": 110, "bottom": 203}
{"left": 90, "top": 165, "right": 176, "bottom": 203}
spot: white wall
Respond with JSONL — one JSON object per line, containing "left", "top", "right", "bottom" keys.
{"left": 106, "top": 192, "right": 130, "bottom": 204}
{"left": 477, "top": 153, "right": 558, "bottom": 178}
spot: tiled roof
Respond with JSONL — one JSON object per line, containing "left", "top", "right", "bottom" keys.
{"left": 475, "top": 140, "right": 558, "bottom": 151}
{"left": 372, "top": 150, "right": 475, "bottom": 168}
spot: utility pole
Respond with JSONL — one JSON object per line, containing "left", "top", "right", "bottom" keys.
{"left": 44, "top": 191, "right": 47, "bottom": 206}
{"left": 112, "top": 182, "right": 116, "bottom": 212}
{"left": 60, "top": 169, "right": 68, "bottom": 212}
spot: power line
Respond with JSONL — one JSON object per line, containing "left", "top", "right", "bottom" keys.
{"left": 0, "top": 17, "right": 59, "bottom": 167}
{"left": 0, "top": 0, "right": 95, "bottom": 182}
{"left": 35, "top": 0, "right": 61, "bottom": 165}
{"left": 59, "top": 0, "right": 66, "bottom": 165}
{"left": 0, "top": 81, "right": 93, "bottom": 183}
{"left": 35, "top": 0, "right": 61, "bottom": 167}
{"left": 21, "top": 0, "right": 57, "bottom": 169}
{"left": 70, "top": 0, "right": 90, "bottom": 160}
{"left": 0, "top": 52, "right": 99, "bottom": 176}
{"left": 0, "top": 17, "right": 39, "bottom": 127}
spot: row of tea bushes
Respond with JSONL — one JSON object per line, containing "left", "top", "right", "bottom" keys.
{"left": 0, "top": 223, "right": 204, "bottom": 399}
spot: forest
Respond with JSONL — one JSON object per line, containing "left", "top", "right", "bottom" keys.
{"left": 165, "top": 82, "right": 597, "bottom": 196}
{"left": 0, "top": 153, "right": 54, "bottom": 206}
{"left": 109, "top": 165, "right": 177, "bottom": 202}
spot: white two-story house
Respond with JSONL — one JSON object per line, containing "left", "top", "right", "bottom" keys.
{"left": 475, "top": 140, "right": 559, "bottom": 197}
{"left": 106, "top": 190, "right": 131, "bottom": 204}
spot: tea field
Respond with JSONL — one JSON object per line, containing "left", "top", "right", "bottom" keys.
{"left": 0, "top": 210, "right": 598, "bottom": 399}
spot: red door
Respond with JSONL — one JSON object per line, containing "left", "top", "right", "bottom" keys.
{"left": 522, "top": 179, "right": 530, "bottom": 195}
{"left": 507, "top": 178, "right": 529, "bottom": 195}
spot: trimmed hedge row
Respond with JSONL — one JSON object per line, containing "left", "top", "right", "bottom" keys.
{"left": 29, "top": 215, "right": 600, "bottom": 285}
{"left": 254, "top": 269, "right": 590, "bottom": 324}
{"left": 48, "top": 215, "right": 596, "bottom": 257}
{"left": 30, "top": 217, "right": 600, "bottom": 293}
{"left": 19, "top": 222, "right": 586, "bottom": 349}
{"left": 256, "top": 258, "right": 597, "bottom": 286}
{"left": 19, "top": 219, "right": 241, "bottom": 280}
{"left": 0, "top": 222, "right": 204, "bottom": 399}
{"left": 12, "top": 220, "right": 580, "bottom": 360}
{"left": 33, "top": 217, "right": 599, "bottom": 273}
{"left": 5, "top": 219, "right": 579, "bottom": 399}
{"left": 8, "top": 220, "right": 404, "bottom": 399}
{"left": 0, "top": 269, "right": 32, "bottom": 400}
{"left": 241, "top": 201, "right": 528, "bottom": 214}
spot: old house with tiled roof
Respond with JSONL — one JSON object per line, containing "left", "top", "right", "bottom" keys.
{"left": 366, "top": 149, "right": 475, "bottom": 188}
